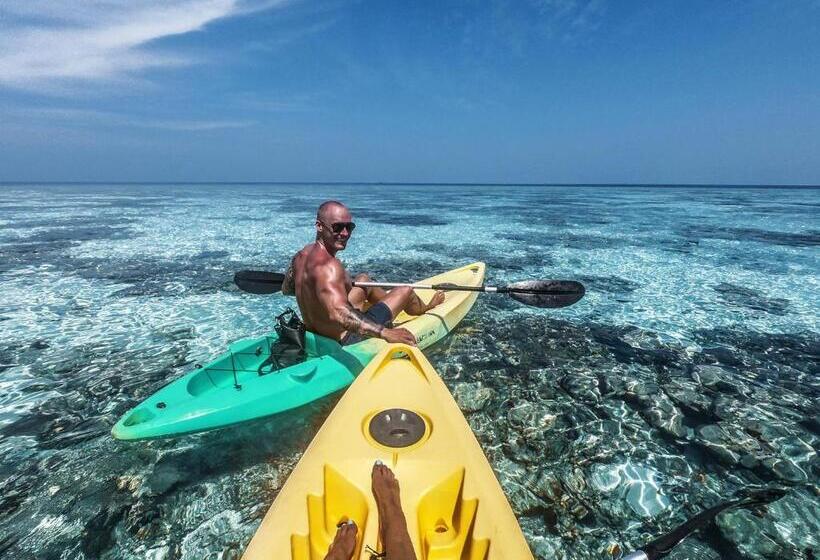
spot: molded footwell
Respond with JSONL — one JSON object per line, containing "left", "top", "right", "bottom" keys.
{"left": 291, "top": 465, "right": 369, "bottom": 559}
{"left": 418, "top": 468, "right": 489, "bottom": 560}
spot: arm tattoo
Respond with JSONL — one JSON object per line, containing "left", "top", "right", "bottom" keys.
{"left": 338, "top": 306, "right": 384, "bottom": 338}
{"left": 281, "top": 263, "right": 295, "bottom": 295}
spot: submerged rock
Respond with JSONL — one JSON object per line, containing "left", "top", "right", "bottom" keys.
{"left": 590, "top": 462, "right": 671, "bottom": 518}
{"left": 761, "top": 457, "right": 809, "bottom": 483}
{"left": 116, "top": 475, "right": 143, "bottom": 495}
{"left": 506, "top": 434, "right": 544, "bottom": 464}
{"left": 452, "top": 381, "right": 494, "bottom": 413}
{"left": 696, "top": 423, "right": 763, "bottom": 466}
{"left": 527, "top": 471, "right": 564, "bottom": 503}
{"left": 717, "top": 508, "right": 785, "bottom": 559}
{"left": 665, "top": 538, "right": 722, "bottom": 559}
{"left": 641, "top": 392, "right": 687, "bottom": 438}
{"left": 712, "top": 395, "right": 745, "bottom": 420}
{"left": 179, "top": 510, "right": 247, "bottom": 559}
{"left": 559, "top": 372, "right": 601, "bottom": 403}
{"left": 528, "top": 535, "right": 566, "bottom": 560}
{"left": 664, "top": 381, "right": 714, "bottom": 418}
{"left": 713, "top": 282, "right": 790, "bottom": 316}
{"left": 502, "top": 478, "right": 546, "bottom": 516}
{"left": 144, "top": 458, "right": 186, "bottom": 497}
{"left": 693, "top": 365, "right": 741, "bottom": 394}
{"left": 507, "top": 400, "right": 558, "bottom": 437}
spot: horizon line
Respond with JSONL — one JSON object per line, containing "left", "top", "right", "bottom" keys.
{"left": 1, "top": 181, "right": 819, "bottom": 188}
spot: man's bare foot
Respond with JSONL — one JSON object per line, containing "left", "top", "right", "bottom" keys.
{"left": 372, "top": 461, "right": 402, "bottom": 514}
{"left": 425, "top": 290, "right": 445, "bottom": 311}
{"left": 324, "top": 521, "right": 357, "bottom": 560}
{"left": 372, "top": 461, "right": 417, "bottom": 560}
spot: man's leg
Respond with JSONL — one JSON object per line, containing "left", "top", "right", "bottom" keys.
{"left": 348, "top": 273, "right": 388, "bottom": 311}
{"left": 349, "top": 273, "right": 444, "bottom": 317}
{"left": 323, "top": 521, "right": 357, "bottom": 560}
{"left": 372, "top": 461, "right": 417, "bottom": 560}
{"left": 404, "top": 289, "right": 445, "bottom": 316}
{"left": 370, "top": 285, "right": 446, "bottom": 319}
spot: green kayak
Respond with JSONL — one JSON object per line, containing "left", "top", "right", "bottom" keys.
{"left": 111, "top": 262, "right": 485, "bottom": 440}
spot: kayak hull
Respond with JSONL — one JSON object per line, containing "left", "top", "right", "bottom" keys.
{"left": 242, "top": 343, "right": 534, "bottom": 559}
{"left": 112, "top": 262, "right": 485, "bottom": 440}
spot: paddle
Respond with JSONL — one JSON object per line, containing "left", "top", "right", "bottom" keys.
{"left": 233, "top": 270, "right": 585, "bottom": 308}
{"left": 623, "top": 488, "right": 787, "bottom": 559}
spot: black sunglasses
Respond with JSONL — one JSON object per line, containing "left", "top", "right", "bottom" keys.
{"left": 319, "top": 220, "right": 356, "bottom": 234}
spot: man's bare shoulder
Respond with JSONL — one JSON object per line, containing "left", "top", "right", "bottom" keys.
{"left": 292, "top": 243, "right": 315, "bottom": 263}
{"left": 292, "top": 243, "right": 328, "bottom": 269}
{"left": 304, "top": 245, "right": 344, "bottom": 278}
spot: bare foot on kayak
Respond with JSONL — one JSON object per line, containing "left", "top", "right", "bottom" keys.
{"left": 372, "top": 461, "right": 417, "bottom": 560}
{"left": 324, "top": 521, "right": 357, "bottom": 560}
{"left": 425, "top": 290, "right": 446, "bottom": 311}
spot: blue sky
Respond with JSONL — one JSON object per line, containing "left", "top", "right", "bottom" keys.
{"left": 0, "top": 0, "right": 818, "bottom": 184}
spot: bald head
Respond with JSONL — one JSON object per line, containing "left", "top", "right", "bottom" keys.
{"left": 314, "top": 200, "right": 354, "bottom": 254}
{"left": 316, "top": 200, "right": 348, "bottom": 222}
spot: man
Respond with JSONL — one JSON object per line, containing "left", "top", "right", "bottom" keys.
{"left": 281, "top": 200, "right": 445, "bottom": 345}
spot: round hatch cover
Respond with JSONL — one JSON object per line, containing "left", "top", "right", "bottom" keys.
{"left": 368, "top": 408, "right": 426, "bottom": 448}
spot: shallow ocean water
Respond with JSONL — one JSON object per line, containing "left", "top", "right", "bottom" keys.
{"left": 0, "top": 184, "right": 817, "bottom": 559}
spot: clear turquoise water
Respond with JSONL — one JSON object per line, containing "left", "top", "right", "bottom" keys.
{"left": 0, "top": 184, "right": 817, "bottom": 559}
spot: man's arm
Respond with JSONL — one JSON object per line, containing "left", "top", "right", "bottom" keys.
{"left": 281, "top": 262, "right": 296, "bottom": 296}
{"left": 316, "top": 261, "right": 385, "bottom": 338}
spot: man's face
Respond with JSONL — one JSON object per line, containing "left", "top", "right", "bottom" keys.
{"left": 316, "top": 206, "right": 355, "bottom": 252}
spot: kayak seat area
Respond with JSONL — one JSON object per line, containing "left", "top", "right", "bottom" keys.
{"left": 257, "top": 341, "right": 306, "bottom": 376}
{"left": 304, "top": 331, "right": 343, "bottom": 358}
{"left": 290, "top": 465, "right": 370, "bottom": 559}
{"left": 289, "top": 463, "right": 490, "bottom": 560}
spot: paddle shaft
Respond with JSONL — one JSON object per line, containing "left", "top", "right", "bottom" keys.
{"left": 353, "top": 281, "right": 578, "bottom": 295}
{"left": 355, "top": 281, "right": 499, "bottom": 291}
{"left": 233, "top": 270, "right": 584, "bottom": 307}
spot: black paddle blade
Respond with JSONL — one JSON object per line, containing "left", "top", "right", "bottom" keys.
{"left": 234, "top": 270, "right": 286, "bottom": 294}
{"left": 507, "top": 280, "right": 585, "bottom": 308}
{"left": 633, "top": 488, "right": 787, "bottom": 560}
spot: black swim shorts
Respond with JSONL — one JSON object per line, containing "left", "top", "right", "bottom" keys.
{"left": 341, "top": 302, "right": 393, "bottom": 346}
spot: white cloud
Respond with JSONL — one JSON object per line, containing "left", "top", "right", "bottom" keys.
{"left": 0, "top": 0, "right": 287, "bottom": 91}
{"left": 2, "top": 106, "right": 255, "bottom": 131}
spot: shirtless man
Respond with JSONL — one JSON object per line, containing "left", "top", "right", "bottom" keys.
{"left": 281, "top": 200, "right": 445, "bottom": 345}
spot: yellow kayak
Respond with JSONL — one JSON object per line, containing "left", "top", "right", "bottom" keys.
{"left": 242, "top": 343, "right": 534, "bottom": 560}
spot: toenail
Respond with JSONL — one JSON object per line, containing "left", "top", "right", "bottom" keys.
{"left": 375, "top": 459, "right": 383, "bottom": 466}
